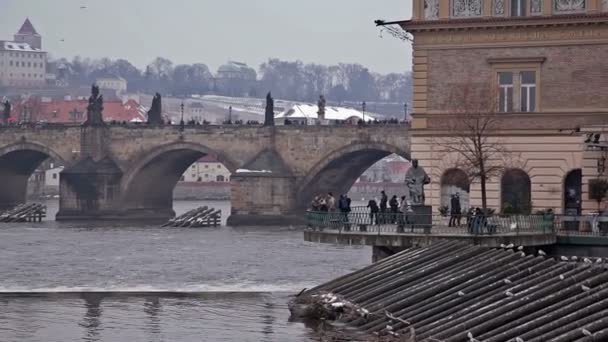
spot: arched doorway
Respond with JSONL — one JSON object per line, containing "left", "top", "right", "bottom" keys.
{"left": 501, "top": 169, "right": 532, "bottom": 215}
{"left": 564, "top": 169, "right": 582, "bottom": 215}
{"left": 440, "top": 168, "right": 470, "bottom": 212}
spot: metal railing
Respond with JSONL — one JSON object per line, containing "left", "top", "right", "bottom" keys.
{"left": 306, "top": 207, "right": 556, "bottom": 236}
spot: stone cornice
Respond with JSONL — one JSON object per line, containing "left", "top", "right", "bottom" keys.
{"left": 400, "top": 13, "right": 608, "bottom": 32}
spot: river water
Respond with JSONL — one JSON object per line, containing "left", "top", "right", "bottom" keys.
{"left": 0, "top": 200, "right": 371, "bottom": 342}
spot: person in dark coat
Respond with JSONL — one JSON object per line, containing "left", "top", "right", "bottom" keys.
{"left": 367, "top": 199, "right": 379, "bottom": 225}
{"left": 389, "top": 195, "right": 399, "bottom": 223}
{"left": 379, "top": 191, "right": 388, "bottom": 223}
{"left": 449, "top": 193, "right": 462, "bottom": 227}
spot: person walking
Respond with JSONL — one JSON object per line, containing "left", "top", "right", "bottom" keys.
{"left": 449, "top": 193, "right": 462, "bottom": 227}
{"left": 367, "top": 198, "right": 379, "bottom": 225}
{"left": 389, "top": 195, "right": 399, "bottom": 223}
{"left": 379, "top": 191, "right": 388, "bottom": 224}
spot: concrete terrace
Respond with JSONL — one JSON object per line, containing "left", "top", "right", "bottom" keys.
{"left": 290, "top": 241, "right": 608, "bottom": 342}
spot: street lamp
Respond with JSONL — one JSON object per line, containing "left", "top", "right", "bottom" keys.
{"left": 180, "top": 102, "right": 185, "bottom": 131}
{"left": 362, "top": 101, "right": 366, "bottom": 123}
{"left": 228, "top": 106, "right": 232, "bottom": 124}
{"left": 404, "top": 103, "right": 408, "bottom": 122}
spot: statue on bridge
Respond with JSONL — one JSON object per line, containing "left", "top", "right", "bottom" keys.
{"left": 405, "top": 159, "right": 431, "bottom": 205}
{"left": 85, "top": 84, "right": 105, "bottom": 126}
{"left": 264, "top": 92, "right": 274, "bottom": 126}
{"left": 147, "top": 93, "right": 163, "bottom": 125}
{"left": 2, "top": 100, "right": 11, "bottom": 125}
{"left": 317, "top": 95, "right": 326, "bottom": 120}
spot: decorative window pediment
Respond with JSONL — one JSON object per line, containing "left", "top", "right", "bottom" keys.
{"left": 452, "top": 0, "right": 483, "bottom": 17}
{"left": 554, "top": 0, "right": 586, "bottom": 13}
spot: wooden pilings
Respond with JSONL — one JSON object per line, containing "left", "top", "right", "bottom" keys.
{"left": 161, "top": 206, "right": 221, "bottom": 228}
{"left": 0, "top": 203, "right": 46, "bottom": 223}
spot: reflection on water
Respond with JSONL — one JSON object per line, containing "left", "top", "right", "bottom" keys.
{"left": 0, "top": 200, "right": 371, "bottom": 342}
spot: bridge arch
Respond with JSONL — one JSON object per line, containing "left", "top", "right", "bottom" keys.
{"left": 296, "top": 141, "right": 410, "bottom": 209}
{"left": 120, "top": 141, "right": 238, "bottom": 217}
{"left": 0, "top": 142, "right": 66, "bottom": 208}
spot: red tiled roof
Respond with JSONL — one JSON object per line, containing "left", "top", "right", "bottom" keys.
{"left": 9, "top": 99, "right": 145, "bottom": 123}
{"left": 17, "top": 18, "right": 38, "bottom": 35}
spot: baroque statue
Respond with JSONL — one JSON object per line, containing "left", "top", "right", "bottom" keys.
{"left": 405, "top": 159, "right": 431, "bottom": 205}
{"left": 264, "top": 92, "right": 274, "bottom": 126}
{"left": 2, "top": 100, "right": 11, "bottom": 125}
{"left": 147, "top": 93, "right": 163, "bottom": 125}
{"left": 317, "top": 95, "right": 326, "bottom": 120}
{"left": 85, "top": 84, "right": 105, "bottom": 125}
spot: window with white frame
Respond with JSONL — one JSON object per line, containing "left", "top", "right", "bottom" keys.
{"left": 498, "top": 72, "right": 514, "bottom": 113}
{"left": 520, "top": 71, "right": 536, "bottom": 112}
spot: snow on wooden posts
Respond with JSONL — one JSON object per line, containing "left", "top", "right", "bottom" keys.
{"left": 162, "top": 206, "right": 221, "bottom": 228}
{"left": 0, "top": 203, "right": 46, "bottom": 223}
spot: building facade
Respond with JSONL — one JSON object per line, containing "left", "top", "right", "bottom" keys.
{"left": 96, "top": 76, "right": 127, "bottom": 94}
{"left": 403, "top": 0, "right": 608, "bottom": 215}
{"left": 0, "top": 19, "right": 47, "bottom": 88}
{"left": 180, "top": 155, "right": 231, "bottom": 183}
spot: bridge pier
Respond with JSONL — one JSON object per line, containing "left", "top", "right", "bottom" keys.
{"left": 227, "top": 171, "right": 304, "bottom": 226}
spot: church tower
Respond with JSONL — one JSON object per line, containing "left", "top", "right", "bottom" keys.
{"left": 14, "top": 18, "right": 42, "bottom": 50}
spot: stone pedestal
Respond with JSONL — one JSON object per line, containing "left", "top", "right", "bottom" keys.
{"left": 411, "top": 205, "right": 432, "bottom": 231}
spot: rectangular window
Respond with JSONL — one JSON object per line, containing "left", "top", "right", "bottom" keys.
{"left": 52, "top": 173, "right": 57, "bottom": 179}
{"left": 498, "top": 72, "right": 514, "bottom": 112}
{"left": 520, "top": 71, "right": 536, "bottom": 112}
{"left": 511, "top": 0, "right": 527, "bottom": 16}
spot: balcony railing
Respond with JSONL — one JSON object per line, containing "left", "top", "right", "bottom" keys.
{"left": 306, "top": 206, "right": 608, "bottom": 238}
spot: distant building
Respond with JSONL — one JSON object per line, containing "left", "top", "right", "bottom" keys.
{"left": 215, "top": 61, "right": 257, "bottom": 97}
{"left": 96, "top": 76, "right": 127, "bottom": 94}
{"left": 11, "top": 98, "right": 146, "bottom": 123}
{"left": 180, "top": 155, "right": 231, "bottom": 183}
{"left": 275, "top": 104, "right": 375, "bottom": 125}
{"left": 0, "top": 19, "right": 47, "bottom": 88}
{"left": 45, "top": 165, "right": 63, "bottom": 187}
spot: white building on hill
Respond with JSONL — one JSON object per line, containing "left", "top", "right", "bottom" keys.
{"left": 275, "top": 104, "right": 375, "bottom": 125}
{"left": 180, "top": 155, "right": 231, "bottom": 183}
{"left": 0, "top": 19, "right": 47, "bottom": 88}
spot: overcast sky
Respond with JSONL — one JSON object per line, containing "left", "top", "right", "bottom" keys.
{"left": 1, "top": 0, "right": 412, "bottom": 74}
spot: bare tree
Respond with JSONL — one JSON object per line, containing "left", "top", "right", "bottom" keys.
{"left": 436, "top": 82, "right": 511, "bottom": 210}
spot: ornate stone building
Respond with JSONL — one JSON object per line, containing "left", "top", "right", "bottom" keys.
{"left": 403, "top": 0, "right": 608, "bottom": 215}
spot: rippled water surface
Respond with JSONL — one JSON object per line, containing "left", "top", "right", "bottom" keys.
{"left": 0, "top": 200, "right": 371, "bottom": 342}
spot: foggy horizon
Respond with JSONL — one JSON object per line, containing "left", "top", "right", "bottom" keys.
{"left": 1, "top": 0, "right": 413, "bottom": 74}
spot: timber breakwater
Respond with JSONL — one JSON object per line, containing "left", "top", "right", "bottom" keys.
{"left": 289, "top": 241, "right": 608, "bottom": 342}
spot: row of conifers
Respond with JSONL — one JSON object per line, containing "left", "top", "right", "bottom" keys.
{"left": 162, "top": 206, "right": 221, "bottom": 228}
{"left": 290, "top": 241, "right": 608, "bottom": 342}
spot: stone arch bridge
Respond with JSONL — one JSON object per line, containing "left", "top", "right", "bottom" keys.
{"left": 0, "top": 124, "right": 410, "bottom": 224}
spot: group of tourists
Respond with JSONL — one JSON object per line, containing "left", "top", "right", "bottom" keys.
{"left": 366, "top": 191, "right": 410, "bottom": 225}
{"left": 310, "top": 193, "right": 352, "bottom": 214}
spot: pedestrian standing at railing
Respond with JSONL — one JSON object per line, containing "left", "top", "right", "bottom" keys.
{"left": 327, "top": 192, "right": 336, "bottom": 211}
{"left": 389, "top": 195, "right": 399, "bottom": 224}
{"left": 379, "top": 191, "right": 388, "bottom": 224}
{"left": 368, "top": 199, "right": 379, "bottom": 225}
{"left": 449, "top": 193, "right": 462, "bottom": 227}
{"left": 338, "top": 195, "right": 350, "bottom": 225}
{"left": 398, "top": 196, "right": 407, "bottom": 226}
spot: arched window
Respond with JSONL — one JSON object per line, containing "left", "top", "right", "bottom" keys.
{"left": 501, "top": 169, "right": 531, "bottom": 214}
{"left": 440, "top": 168, "right": 470, "bottom": 211}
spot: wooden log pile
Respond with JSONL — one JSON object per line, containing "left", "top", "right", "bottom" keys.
{"left": 291, "top": 241, "right": 608, "bottom": 342}
{"left": 0, "top": 203, "right": 46, "bottom": 223}
{"left": 162, "top": 206, "right": 221, "bottom": 228}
